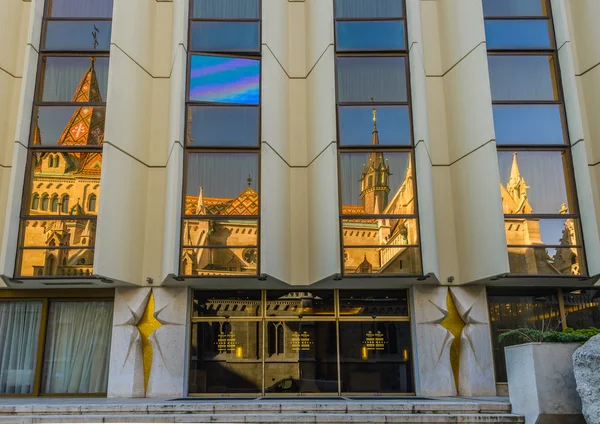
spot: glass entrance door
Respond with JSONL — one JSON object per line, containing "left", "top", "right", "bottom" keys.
{"left": 188, "top": 289, "right": 414, "bottom": 396}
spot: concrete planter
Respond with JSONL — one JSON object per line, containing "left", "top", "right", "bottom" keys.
{"left": 505, "top": 343, "right": 585, "bottom": 424}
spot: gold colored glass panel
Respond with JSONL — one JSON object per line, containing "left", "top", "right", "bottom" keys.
{"left": 343, "top": 247, "right": 421, "bottom": 275}
{"left": 342, "top": 218, "right": 419, "bottom": 246}
{"left": 20, "top": 219, "right": 96, "bottom": 247}
{"left": 23, "top": 152, "right": 102, "bottom": 216}
{"left": 17, "top": 248, "right": 95, "bottom": 277}
{"left": 507, "top": 245, "right": 585, "bottom": 276}
{"left": 181, "top": 247, "right": 258, "bottom": 277}
{"left": 265, "top": 291, "right": 335, "bottom": 317}
{"left": 182, "top": 219, "right": 258, "bottom": 246}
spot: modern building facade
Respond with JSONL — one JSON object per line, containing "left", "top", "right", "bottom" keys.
{"left": 0, "top": 0, "right": 599, "bottom": 398}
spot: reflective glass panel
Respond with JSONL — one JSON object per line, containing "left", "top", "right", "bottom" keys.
{"left": 44, "top": 21, "right": 112, "bottom": 51}
{"left": 339, "top": 322, "right": 413, "bottom": 393}
{"left": 0, "top": 302, "right": 42, "bottom": 394}
{"left": 487, "top": 287, "right": 560, "bottom": 382}
{"left": 48, "top": 0, "right": 114, "bottom": 18}
{"left": 336, "top": 21, "right": 405, "bottom": 51}
{"left": 20, "top": 220, "right": 97, "bottom": 247}
{"left": 504, "top": 218, "right": 583, "bottom": 247}
{"left": 192, "top": 0, "right": 259, "bottom": 19}
{"left": 32, "top": 106, "right": 106, "bottom": 146}
{"left": 508, "top": 246, "right": 585, "bottom": 276}
{"left": 563, "top": 289, "right": 600, "bottom": 329}
{"left": 485, "top": 20, "right": 552, "bottom": 49}
{"left": 42, "top": 301, "right": 113, "bottom": 393}
{"left": 266, "top": 291, "right": 335, "bottom": 317}
{"left": 265, "top": 321, "right": 338, "bottom": 394}
{"left": 40, "top": 56, "right": 109, "bottom": 102}
{"left": 335, "top": 0, "right": 403, "bottom": 18}
{"left": 340, "top": 152, "right": 414, "bottom": 215}
{"left": 185, "top": 152, "right": 259, "bottom": 216}
{"left": 189, "top": 321, "right": 262, "bottom": 394}
{"left": 343, "top": 247, "right": 422, "bottom": 275}
{"left": 339, "top": 290, "right": 408, "bottom": 316}
{"left": 488, "top": 55, "right": 558, "bottom": 101}
{"left": 483, "top": 0, "right": 548, "bottom": 17}
{"left": 338, "top": 106, "right": 411, "bottom": 146}
{"left": 189, "top": 55, "right": 260, "bottom": 104}
{"left": 493, "top": 105, "right": 565, "bottom": 145}
{"left": 182, "top": 219, "right": 258, "bottom": 246}
{"left": 343, "top": 219, "right": 419, "bottom": 246}
{"left": 181, "top": 247, "right": 259, "bottom": 276}
{"left": 192, "top": 291, "right": 262, "bottom": 318}
{"left": 24, "top": 152, "right": 102, "bottom": 215}
{"left": 190, "top": 22, "right": 260, "bottom": 53}
{"left": 18, "top": 248, "right": 96, "bottom": 277}
{"left": 337, "top": 57, "right": 407, "bottom": 103}
{"left": 498, "top": 150, "right": 573, "bottom": 214}
{"left": 187, "top": 106, "right": 258, "bottom": 147}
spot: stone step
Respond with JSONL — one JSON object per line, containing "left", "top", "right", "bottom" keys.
{"left": 0, "top": 413, "right": 525, "bottom": 423}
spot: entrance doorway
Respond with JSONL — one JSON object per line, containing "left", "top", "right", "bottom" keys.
{"left": 189, "top": 289, "right": 413, "bottom": 396}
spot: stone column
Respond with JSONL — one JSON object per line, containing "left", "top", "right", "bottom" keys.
{"left": 411, "top": 285, "right": 496, "bottom": 396}
{"left": 107, "top": 287, "right": 189, "bottom": 398}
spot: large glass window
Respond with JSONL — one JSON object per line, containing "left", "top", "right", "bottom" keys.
{"left": 485, "top": 0, "right": 586, "bottom": 276}
{"left": 16, "top": 0, "right": 112, "bottom": 278}
{"left": 0, "top": 295, "right": 113, "bottom": 396}
{"left": 335, "top": 0, "right": 421, "bottom": 276}
{"left": 182, "top": 0, "right": 261, "bottom": 277}
{"left": 189, "top": 289, "right": 413, "bottom": 395}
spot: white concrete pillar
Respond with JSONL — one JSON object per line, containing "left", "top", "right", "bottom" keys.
{"left": 108, "top": 287, "right": 190, "bottom": 398}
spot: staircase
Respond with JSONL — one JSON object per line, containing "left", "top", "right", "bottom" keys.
{"left": 0, "top": 398, "right": 525, "bottom": 423}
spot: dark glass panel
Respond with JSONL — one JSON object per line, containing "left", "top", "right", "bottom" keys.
{"left": 483, "top": 0, "right": 548, "bottom": 17}
{"left": 48, "top": 0, "right": 114, "bottom": 18}
{"left": 504, "top": 218, "right": 583, "bottom": 247}
{"left": 343, "top": 219, "right": 419, "bottom": 246}
{"left": 41, "top": 301, "right": 113, "bottom": 393}
{"left": 18, "top": 248, "right": 96, "bottom": 277}
{"left": 498, "top": 150, "right": 574, "bottom": 214}
{"left": 188, "top": 106, "right": 259, "bottom": 147}
{"left": 339, "top": 322, "right": 413, "bottom": 393}
{"left": 189, "top": 321, "right": 262, "bottom": 394}
{"left": 182, "top": 219, "right": 258, "bottom": 246}
{"left": 493, "top": 105, "right": 565, "bottom": 145}
{"left": 338, "top": 105, "right": 411, "bottom": 146}
{"left": 336, "top": 21, "right": 405, "bottom": 51}
{"left": 20, "top": 220, "right": 97, "bottom": 247}
{"left": 40, "top": 56, "right": 109, "bottom": 102}
{"left": 487, "top": 287, "right": 561, "bottom": 382}
{"left": 192, "top": 0, "right": 259, "bottom": 19}
{"left": 190, "top": 22, "right": 260, "bottom": 53}
{"left": 488, "top": 55, "right": 558, "bottom": 101}
{"left": 340, "top": 151, "right": 414, "bottom": 215}
{"left": 563, "top": 289, "right": 600, "bottom": 329}
{"left": 343, "top": 247, "right": 422, "bottom": 275}
{"left": 507, "top": 246, "right": 586, "bottom": 276}
{"left": 185, "top": 152, "right": 259, "bottom": 215}
{"left": 335, "top": 0, "right": 403, "bottom": 18}
{"left": 181, "top": 247, "right": 259, "bottom": 276}
{"left": 265, "top": 321, "right": 338, "bottom": 394}
{"left": 339, "top": 290, "right": 409, "bottom": 316}
{"left": 485, "top": 20, "right": 552, "bottom": 49}
{"left": 192, "top": 291, "right": 262, "bottom": 318}
{"left": 189, "top": 55, "right": 260, "bottom": 105}
{"left": 266, "top": 291, "right": 335, "bottom": 317}
{"left": 23, "top": 152, "right": 102, "bottom": 216}
{"left": 0, "top": 301, "right": 42, "bottom": 394}
{"left": 32, "top": 106, "right": 106, "bottom": 146}
{"left": 44, "top": 21, "right": 112, "bottom": 51}
{"left": 337, "top": 57, "right": 407, "bottom": 103}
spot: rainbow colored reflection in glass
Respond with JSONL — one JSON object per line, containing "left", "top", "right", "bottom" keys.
{"left": 189, "top": 55, "right": 259, "bottom": 105}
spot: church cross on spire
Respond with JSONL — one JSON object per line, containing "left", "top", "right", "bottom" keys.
{"left": 370, "top": 97, "right": 378, "bottom": 132}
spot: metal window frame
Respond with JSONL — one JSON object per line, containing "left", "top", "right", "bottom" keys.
{"left": 485, "top": 0, "right": 589, "bottom": 277}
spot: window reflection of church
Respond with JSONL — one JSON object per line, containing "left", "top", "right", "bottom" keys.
{"left": 501, "top": 152, "right": 582, "bottom": 275}
{"left": 21, "top": 57, "right": 103, "bottom": 277}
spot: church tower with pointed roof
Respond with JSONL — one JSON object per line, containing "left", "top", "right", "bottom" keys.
{"left": 359, "top": 107, "right": 390, "bottom": 214}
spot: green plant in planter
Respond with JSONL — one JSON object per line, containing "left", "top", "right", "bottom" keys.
{"left": 498, "top": 327, "right": 600, "bottom": 345}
